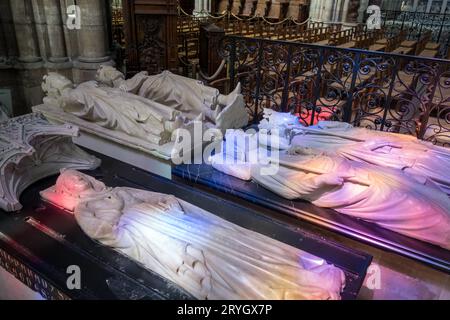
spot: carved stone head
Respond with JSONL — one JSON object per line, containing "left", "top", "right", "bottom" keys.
{"left": 42, "top": 73, "right": 73, "bottom": 100}
{"left": 95, "top": 65, "right": 125, "bottom": 87}
{"left": 40, "top": 169, "right": 108, "bottom": 211}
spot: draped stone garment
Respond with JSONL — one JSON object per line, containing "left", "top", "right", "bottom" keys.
{"left": 135, "top": 71, "right": 220, "bottom": 116}
{"left": 253, "top": 153, "right": 450, "bottom": 250}
{"left": 41, "top": 170, "right": 346, "bottom": 300}
{"left": 211, "top": 136, "right": 450, "bottom": 250}
{"left": 123, "top": 70, "right": 249, "bottom": 130}
{"left": 60, "top": 81, "right": 183, "bottom": 145}
{"left": 290, "top": 121, "right": 450, "bottom": 196}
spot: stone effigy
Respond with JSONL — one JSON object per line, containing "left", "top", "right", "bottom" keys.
{"left": 95, "top": 66, "right": 249, "bottom": 131}
{"left": 34, "top": 68, "right": 249, "bottom": 161}
{"left": 290, "top": 121, "right": 450, "bottom": 196}
{"left": 210, "top": 130, "right": 450, "bottom": 249}
{"left": 40, "top": 169, "right": 346, "bottom": 300}
{"left": 40, "top": 72, "right": 183, "bottom": 146}
{"left": 251, "top": 110, "right": 450, "bottom": 196}
{"left": 0, "top": 113, "right": 100, "bottom": 212}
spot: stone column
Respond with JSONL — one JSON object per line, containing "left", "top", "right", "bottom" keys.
{"left": 322, "top": 0, "right": 335, "bottom": 21}
{"left": 341, "top": 0, "right": 350, "bottom": 23}
{"left": 194, "top": 0, "right": 210, "bottom": 14}
{"left": 317, "top": 0, "right": 325, "bottom": 20}
{"left": 77, "top": 0, "right": 109, "bottom": 63}
{"left": 31, "top": 0, "right": 49, "bottom": 62}
{"left": 426, "top": 0, "right": 432, "bottom": 13}
{"left": 332, "top": 0, "right": 342, "bottom": 21}
{"left": 441, "top": 0, "right": 448, "bottom": 13}
{"left": 9, "top": 0, "right": 42, "bottom": 64}
{"left": 43, "top": 0, "right": 69, "bottom": 64}
{"left": 59, "top": 0, "right": 77, "bottom": 60}
{"left": 413, "top": 0, "right": 420, "bottom": 11}
{"left": 0, "top": 1, "right": 17, "bottom": 62}
{"left": 358, "top": 0, "right": 368, "bottom": 22}
{"left": 74, "top": 0, "right": 112, "bottom": 82}
{"left": 309, "top": 0, "right": 319, "bottom": 20}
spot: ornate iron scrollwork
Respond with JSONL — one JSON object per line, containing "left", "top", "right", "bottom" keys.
{"left": 223, "top": 35, "right": 450, "bottom": 146}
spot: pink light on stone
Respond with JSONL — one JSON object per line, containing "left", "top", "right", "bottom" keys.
{"left": 40, "top": 185, "right": 79, "bottom": 212}
{"left": 40, "top": 169, "right": 107, "bottom": 212}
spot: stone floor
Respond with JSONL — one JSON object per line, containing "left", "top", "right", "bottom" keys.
{"left": 358, "top": 258, "right": 450, "bottom": 300}
{"left": 299, "top": 221, "right": 450, "bottom": 300}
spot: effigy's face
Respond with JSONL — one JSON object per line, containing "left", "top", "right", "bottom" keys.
{"left": 57, "top": 172, "right": 95, "bottom": 196}
{"left": 42, "top": 73, "right": 73, "bottom": 98}
{"left": 55, "top": 170, "right": 105, "bottom": 198}
{"left": 95, "top": 66, "right": 124, "bottom": 86}
{"left": 40, "top": 170, "right": 107, "bottom": 212}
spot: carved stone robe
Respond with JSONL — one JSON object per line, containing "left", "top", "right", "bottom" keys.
{"left": 117, "top": 70, "right": 249, "bottom": 131}
{"left": 41, "top": 170, "right": 346, "bottom": 300}
{"left": 61, "top": 81, "right": 183, "bottom": 145}
{"left": 291, "top": 121, "right": 450, "bottom": 196}
{"left": 211, "top": 135, "right": 450, "bottom": 249}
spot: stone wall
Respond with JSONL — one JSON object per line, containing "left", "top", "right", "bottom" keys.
{"left": 0, "top": 0, "right": 114, "bottom": 115}
{"left": 309, "top": 0, "right": 367, "bottom": 24}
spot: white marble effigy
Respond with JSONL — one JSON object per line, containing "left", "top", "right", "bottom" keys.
{"left": 254, "top": 110, "right": 450, "bottom": 196}
{"left": 290, "top": 121, "right": 450, "bottom": 196}
{"left": 33, "top": 68, "right": 249, "bottom": 169}
{"left": 95, "top": 66, "right": 249, "bottom": 132}
{"left": 210, "top": 128, "right": 450, "bottom": 250}
{"left": 40, "top": 169, "right": 346, "bottom": 300}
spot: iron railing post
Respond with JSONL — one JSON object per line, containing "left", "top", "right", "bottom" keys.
{"left": 343, "top": 52, "right": 361, "bottom": 123}
{"left": 401, "top": 12, "right": 406, "bottom": 31}
{"left": 437, "top": 16, "right": 445, "bottom": 43}
{"left": 380, "top": 56, "right": 400, "bottom": 132}
{"left": 417, "top": 64, "right": 441, "bottom": 140}
{"left": 229, "top": 37, "right": 236, "bottom": 91}
{"left": 280, "top": 44, "right": 293, "bottom": 112}
{"left": 310, "top": 47, "right": 325, "bottom": 126}
{"left": 253, "top": 39, "right": 264, "bottom": 123}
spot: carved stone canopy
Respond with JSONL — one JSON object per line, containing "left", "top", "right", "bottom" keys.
{"left": 0, "top": 113, "right": 101, "bottom": 212}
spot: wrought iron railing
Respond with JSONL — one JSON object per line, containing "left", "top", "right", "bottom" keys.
{"left": 219, "top": 35, "right": 450, "bottom": 146}
{"left": 381, "top": 10, "right": 450, "bottom": 55}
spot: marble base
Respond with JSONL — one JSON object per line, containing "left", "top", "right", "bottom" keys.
{"left": 74, "top": 130, "right": 172, "bottom": 179}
